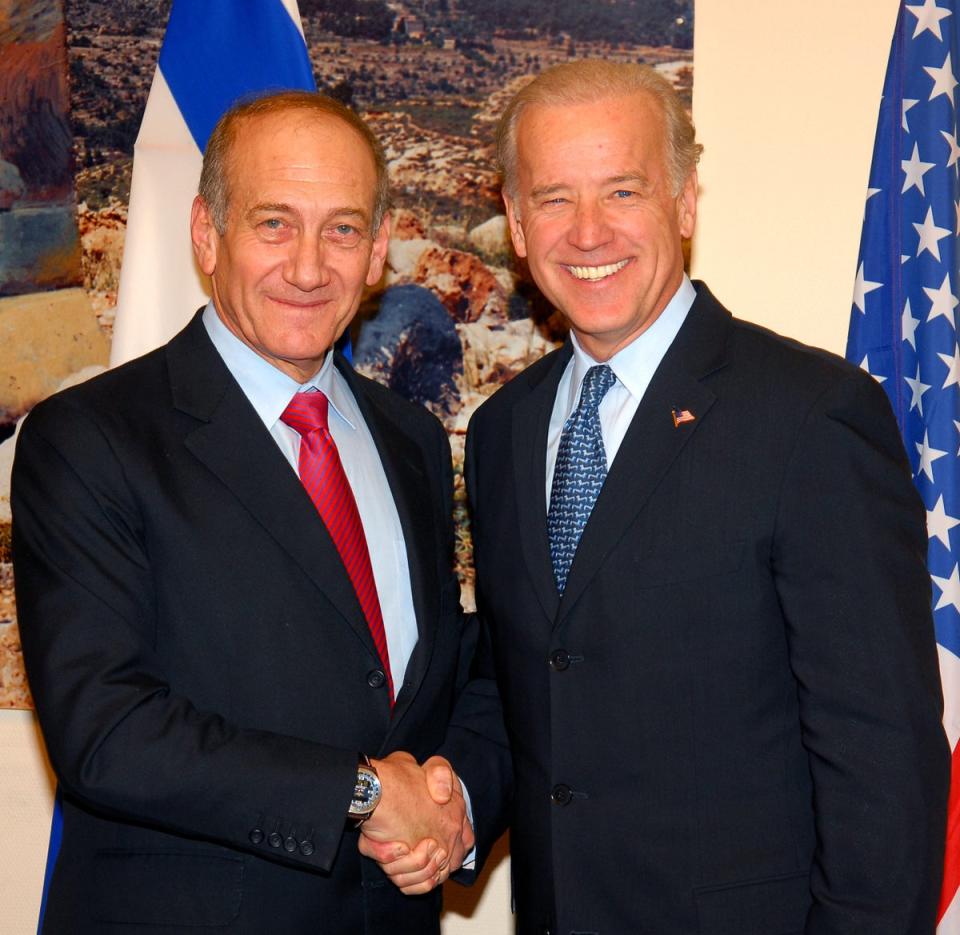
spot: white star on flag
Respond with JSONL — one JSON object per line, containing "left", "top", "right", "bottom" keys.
{"left": 914, "top": 205, "right": 953, "bottom": 259}
{"left": 928, "top": 494, "right": 960, "bottom": 548}
{"left": 902, "top": 142, "right": 937, "bottom": 193}
{"left": 942, "top": 127, "right": 960, "bottom": 167}
{"left": 907, "top": 364, "right": 933, "bottom": 413}
{"left": 940, "top": 345, "right": 960, "bottom": 388}
{"left": 954, "top": 419, "right": 960, "bottom": 455}
{"left": 903, "top": 297, "right": 921, "bottom": 349}
{"left": 906, "top": 0, "right": 954, "bottom": 40}
{"left": 917, "top": 429, "right": 949, "bottom": 481}
{"left": 859, "top": 355, "right": 887, "bottom": 383}
{"left": 932, "top": 563, "right": 960, "bottom": 612}
{"left": 924, "top": 52, "right": 959, "bottom": 103}
{"left": 853, "top": 262, "right": 883, "bottom": 312}
{"left": 904, "top": 97, "right": 920, "bottom": 131}
{"left": 924, "top": 272, "right": 959, "bottom": 325}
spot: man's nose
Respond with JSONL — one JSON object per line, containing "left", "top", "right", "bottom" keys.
{"left": 284, "top": 231, "right": 330, "bottom": 291}
{"left": 567, "top": 201, "right": 613, "bottom": 252}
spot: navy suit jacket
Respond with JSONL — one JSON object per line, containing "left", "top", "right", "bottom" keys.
{"left": 463, "top": 282, "right": 949, "bottom": 934}
{"left": 13, "top": 311, "right": 509, "bottom": 934}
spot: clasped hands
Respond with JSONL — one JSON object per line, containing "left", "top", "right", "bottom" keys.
{"left": 359, "top": 751, "right": 474, "bottom": 894}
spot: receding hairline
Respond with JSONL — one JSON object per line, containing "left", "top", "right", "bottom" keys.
{"left": 198, "top": 90, "right": 391, "bottom": 234}
{"left": 222, "top": 106, "right": 378, "bottom": 188}
{"left": 512, "top": 85, "right": 668, "bottom": 142}
{"left": 497, "top": 60, "right": 701, "bottom": 200}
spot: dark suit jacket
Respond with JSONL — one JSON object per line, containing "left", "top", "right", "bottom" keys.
{"left": 464, "top": 283, "right": 949, "bottom": 935}
{"left": 12, "top": 311, "right": 507, "bottom": 934}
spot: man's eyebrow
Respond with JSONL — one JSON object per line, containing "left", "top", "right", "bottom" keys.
{"left": 245, "top": 204, "right": 370, "bottom": 223}
{"left": 247, "top": 202, "right": 295, "bottom": 217}
{"left": 608, "top": 173, "right": 650, "bottom": 186}
{"left": 529, "top": 183, "right": 569, "bottom": 200}
{"left": 528, "top": 174, "right": 652, "bottom": 200}
{"left": 325, "top": 207, "right": 369, "bottom": 221}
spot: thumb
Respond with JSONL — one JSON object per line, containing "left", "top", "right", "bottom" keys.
{"left": 422, "top": 756, "right": 454, "bottom": 804}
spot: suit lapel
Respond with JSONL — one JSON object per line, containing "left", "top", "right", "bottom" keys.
{"left": 512, "top": 345, "right": 572, "bottom": 625}
{"left": 336, "top": 360, "right": 440, "bottom": 722}
{"left": 166, "top": 315, "right": 378, "bottom": 660}
{"left": 557, "top": 284, "right": 732, "bottom": 623}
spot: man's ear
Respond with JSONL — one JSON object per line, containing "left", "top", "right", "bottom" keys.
{"left": 190, "top": 195, "right": 219, "bottom": 276}
{"left": 366, "top": 211, "right": 392, "bottom": 287}
{"left": 677, "top": 169, "right": 698, "bottom": 240}
{"left": 502, "top": 192, "right": 527, "bottom": 258}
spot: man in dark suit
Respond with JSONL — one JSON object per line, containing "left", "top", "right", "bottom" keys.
{"left": 12, "top": 91, "right": 508, "bottom": 934}
{"left": 374, "top": 60, "right": 951, "bottom": 932}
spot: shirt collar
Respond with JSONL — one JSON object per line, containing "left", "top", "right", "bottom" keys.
{"left": 567, "top": 273, "right": 696, "bottom": 403}
{"left": 202, "top": 302, "right": 357, "bottom": 431}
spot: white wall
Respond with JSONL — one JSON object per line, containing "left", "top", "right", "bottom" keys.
{"left": 690, "top": 0, "right": 901, "bottom": 353}
{"left": 1, "top": 1, "right": 901, "bottom": 931}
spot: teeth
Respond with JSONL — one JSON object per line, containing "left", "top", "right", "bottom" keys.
{"left": 567, "top": 260, "right": 629, "bottom": 281}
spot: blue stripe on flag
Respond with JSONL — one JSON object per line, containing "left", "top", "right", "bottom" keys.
{"left": 36, "top": 787, "right": 62, "bottom": 934}
{"left": 159, "top": 0, "right": 315, "bottom": 152}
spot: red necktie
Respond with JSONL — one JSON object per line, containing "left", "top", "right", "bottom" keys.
{"left": 281, "top": 391, "right": 394, "bottom": 706}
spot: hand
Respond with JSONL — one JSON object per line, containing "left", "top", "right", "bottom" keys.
{"left": 358, "top": 753, "right": 474, "bottom": 894}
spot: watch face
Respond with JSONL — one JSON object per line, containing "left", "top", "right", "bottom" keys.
{"left": 350, "top": 766, "right": 382, "bottom": 816}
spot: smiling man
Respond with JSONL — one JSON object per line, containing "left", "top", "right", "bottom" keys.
{"left": 12, "top": 91, "right": 507, "bottom": 934}
{"left": 372, "top": 61, "right": 951, "bottom": 933}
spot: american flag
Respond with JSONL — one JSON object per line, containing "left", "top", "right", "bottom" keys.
{"left": 846, "top": 1, "right": 960, "bottom": 929}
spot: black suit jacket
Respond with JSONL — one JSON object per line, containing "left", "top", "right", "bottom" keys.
{"left": 464, "top": 283, "right": 949, "bottom": 934}
{"left": 13, "top": 312, "right": 507, "bottom": 934}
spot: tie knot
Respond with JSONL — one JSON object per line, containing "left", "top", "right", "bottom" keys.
{"left": 578, "top": 365, "right": 616, "bottom": 412}
{"left": 281, "top": 391, "right": 329, "bottom": 436}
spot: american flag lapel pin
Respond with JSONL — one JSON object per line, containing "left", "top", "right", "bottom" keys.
{"left": 671, "top": 407, "right": 696, "bottom": 427}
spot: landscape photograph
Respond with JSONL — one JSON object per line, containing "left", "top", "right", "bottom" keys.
{"left": 0, "top": 0, "right": 694, "bottom": 708}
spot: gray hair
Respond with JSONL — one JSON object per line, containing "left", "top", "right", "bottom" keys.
{"left": 198, "top": 89, "right": 391, "bottom": 235}
{"left": 497, "top": 60, "right": 702, "bottom": 200}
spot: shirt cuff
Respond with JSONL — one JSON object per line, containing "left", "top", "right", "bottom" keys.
{"left": 459, "top": 776, "right": 477, "bottom": 870}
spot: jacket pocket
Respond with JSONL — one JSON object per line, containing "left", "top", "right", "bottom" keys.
{"left": 92, "top": 850, "right": 244, "bottom": 926}
{"left": 694, "top": 870, "right": 809, "bottom": 935}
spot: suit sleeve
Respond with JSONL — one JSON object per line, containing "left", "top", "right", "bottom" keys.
{"left": 12, "top": 397, "right": 358, "bottom": 872}
{"left": 438, "top": 412, "right": 513, "bottom": 877}
{"left": 771, "top": 371, "right": 949, "bottom": 935}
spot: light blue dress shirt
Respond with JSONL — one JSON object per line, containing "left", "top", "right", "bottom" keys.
{"left": 546, "top": 275, "right": 697, "bottom": 506}
{"left": 202, "top": 303, "right": 418, "bottom": 690}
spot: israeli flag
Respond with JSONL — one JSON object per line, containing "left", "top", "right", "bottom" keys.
{"left": 110, "top": 0, "right": 314, "bottom": 367}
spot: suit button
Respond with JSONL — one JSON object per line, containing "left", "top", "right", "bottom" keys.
{"left": 550, "top": 783, "right": 572, "bottom": 806}
{"left": 249, "top": 828, "right": 264, "bottom": 845}
{"left": 548, "top": 649, "right": 570, "bottom": 671}
{"left": 267, "top": 831, "right": 283, "bottom": 848}
{"left": 284, "top": 835, "right": 298, "bottom": 853}
{"left": 299, "top": 840, "right": 315, "bottom": 857}
{"left": 366, "top": 668, "right": 386, "bottom": 689}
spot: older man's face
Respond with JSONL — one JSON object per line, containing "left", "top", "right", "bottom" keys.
{"left": 504, "top": 91, "right": 696, "bottom": 362}
{"left": 191, "top": 109, "right": 389, "bottom": 382}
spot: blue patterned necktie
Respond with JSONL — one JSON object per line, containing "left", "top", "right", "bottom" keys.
{"left": 547, "top": 364, "right": 617, "bottom": 595}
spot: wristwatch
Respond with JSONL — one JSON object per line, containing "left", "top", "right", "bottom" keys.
{"left": 348, "top": 754, "right": 381, "bottom": 825}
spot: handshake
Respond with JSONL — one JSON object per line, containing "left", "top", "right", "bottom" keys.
{"left": 358, "top": 751, "right": 475, "bottom": 894}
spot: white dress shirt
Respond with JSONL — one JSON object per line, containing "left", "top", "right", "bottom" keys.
{"left": 546, "top": 275, "right": 697, "bottom": 506}
{"left": 203, "top": 304, "right": 418, "bottom": 690}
